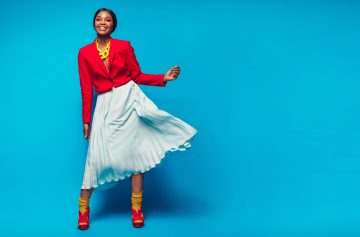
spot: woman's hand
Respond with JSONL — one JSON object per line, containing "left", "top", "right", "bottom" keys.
{"left": 164, "top": 65, "right": 181, "bottom": 82}
{"left": 83, "top": 123, "right": 91, "bottom": 140}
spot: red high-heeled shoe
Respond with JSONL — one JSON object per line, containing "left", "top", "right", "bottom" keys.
{"left": 132, "top": 208, "right": 144, "bottom": 228}
{"left": 78, "top": 208, "right": 90, "bottom": 230}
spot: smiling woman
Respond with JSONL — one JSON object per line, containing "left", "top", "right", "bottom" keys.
{"left": 76, "top": 8, "right": 198, "bottom": 230}
{"left": 93, "top": 8, "right": 117, "bottom": 34}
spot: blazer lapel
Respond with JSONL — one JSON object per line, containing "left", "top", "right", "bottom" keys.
{"left": 107, "top": 38, "right": 115, "bottom": 72}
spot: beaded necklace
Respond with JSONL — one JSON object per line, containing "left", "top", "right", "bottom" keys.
{"left": 96, "top": 38, "right": 111, "bottom": 60}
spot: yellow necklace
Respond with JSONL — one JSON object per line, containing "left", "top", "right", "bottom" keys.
{"left": 96, "top": 39, "right": 111, "bottom": 60}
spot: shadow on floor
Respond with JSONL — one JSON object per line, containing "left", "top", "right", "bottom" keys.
{"left": 91, "top": 163, "right": 208, "bottom": 221}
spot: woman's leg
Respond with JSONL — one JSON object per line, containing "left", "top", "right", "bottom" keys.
{"left": 80, "top": 188, "right": 94, "bottom": 199}
{"left": 131, "top": 173, "right": 144, "bottom": 192}
{"left": 131, "top": 173, "right": 145, "bottom": 227}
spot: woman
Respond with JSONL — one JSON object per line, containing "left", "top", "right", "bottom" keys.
{"left": 77, "top": 8, "right": 197, "bottom": 230}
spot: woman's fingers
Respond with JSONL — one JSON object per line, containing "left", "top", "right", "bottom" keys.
{"left": 171, "top": 66, "right": 181, "bottom": 77}
{"left": 86, "top": 129, "right": 91, "bottom": 139}
{"left": 164, "top": 65, "right": 181, "bottom": 81}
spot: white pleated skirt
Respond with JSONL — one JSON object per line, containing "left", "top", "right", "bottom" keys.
{"left": 81, "top": 80, "right": 198, "bottom": 190}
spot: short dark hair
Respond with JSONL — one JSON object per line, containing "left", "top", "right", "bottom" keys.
{"left": 93, "top": 8, "right": 117, "bottom": 33}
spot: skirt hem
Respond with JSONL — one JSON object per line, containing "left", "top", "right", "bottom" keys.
{"left": 81, "top": 129, "right": 197, "bottom": 190}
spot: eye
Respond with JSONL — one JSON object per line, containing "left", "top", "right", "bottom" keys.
{"left": 96, "top": 17, "right": 102, "bottom": 21}
{"left": 105, "top": 18, "right": 112, "bottom": 22}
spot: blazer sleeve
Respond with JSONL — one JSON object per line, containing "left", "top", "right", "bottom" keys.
{"left": 125, "top": 41, "right": 167, "bottom": 87}
{"left": 78, "top": 49, "right": 94, "bottom": 124}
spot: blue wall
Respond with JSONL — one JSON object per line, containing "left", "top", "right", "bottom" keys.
{"left": 1, "top": 0, "right": 360, "bottom": 236}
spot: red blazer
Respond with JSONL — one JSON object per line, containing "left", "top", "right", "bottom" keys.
{"left": 78, "top": 38, "right": 167, "bottom": 124}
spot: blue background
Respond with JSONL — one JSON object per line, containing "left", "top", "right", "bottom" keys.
{"left": 1, "top": 0, "right": 360, "bottom": 236}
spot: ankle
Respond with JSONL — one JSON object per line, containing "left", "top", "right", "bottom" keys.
{"left": 131, "top": 191, "right": 143, "bottom": 211}
{"left": 78, "top": 197, "right": 90, "bottom": 214}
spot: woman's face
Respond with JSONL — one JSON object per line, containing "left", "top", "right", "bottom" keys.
{"left": 94, "top": 11, "right": 113, "bottom": 36}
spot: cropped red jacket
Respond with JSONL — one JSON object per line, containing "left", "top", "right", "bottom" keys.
{"left": 78, "top": 38, "right": 167, "bottom": 124}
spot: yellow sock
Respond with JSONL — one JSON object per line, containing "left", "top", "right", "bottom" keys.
{"left": 131, "top": 191, "right": 143, "bottom": 211}
{"left": 78, "top": 197, "right": 90, "bottom": 214}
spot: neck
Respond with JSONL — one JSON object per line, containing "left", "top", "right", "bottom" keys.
{"left": 96, "top": 35, "right": 111, "bottom": 46}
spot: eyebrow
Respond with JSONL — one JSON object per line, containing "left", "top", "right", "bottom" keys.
{"left": 96, "top": 16, "right": 112, "bottom": 19}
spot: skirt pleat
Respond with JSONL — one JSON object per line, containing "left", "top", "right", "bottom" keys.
{"left": 81, "top": 80, "right": 198, "bottom": 190}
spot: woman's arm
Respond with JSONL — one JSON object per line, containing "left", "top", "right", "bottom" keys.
{"left": 78, "top": 49, "right": 94, "bottom": 126}
{"left": 125, "top": 41, "right": 167, "bottom": 87}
